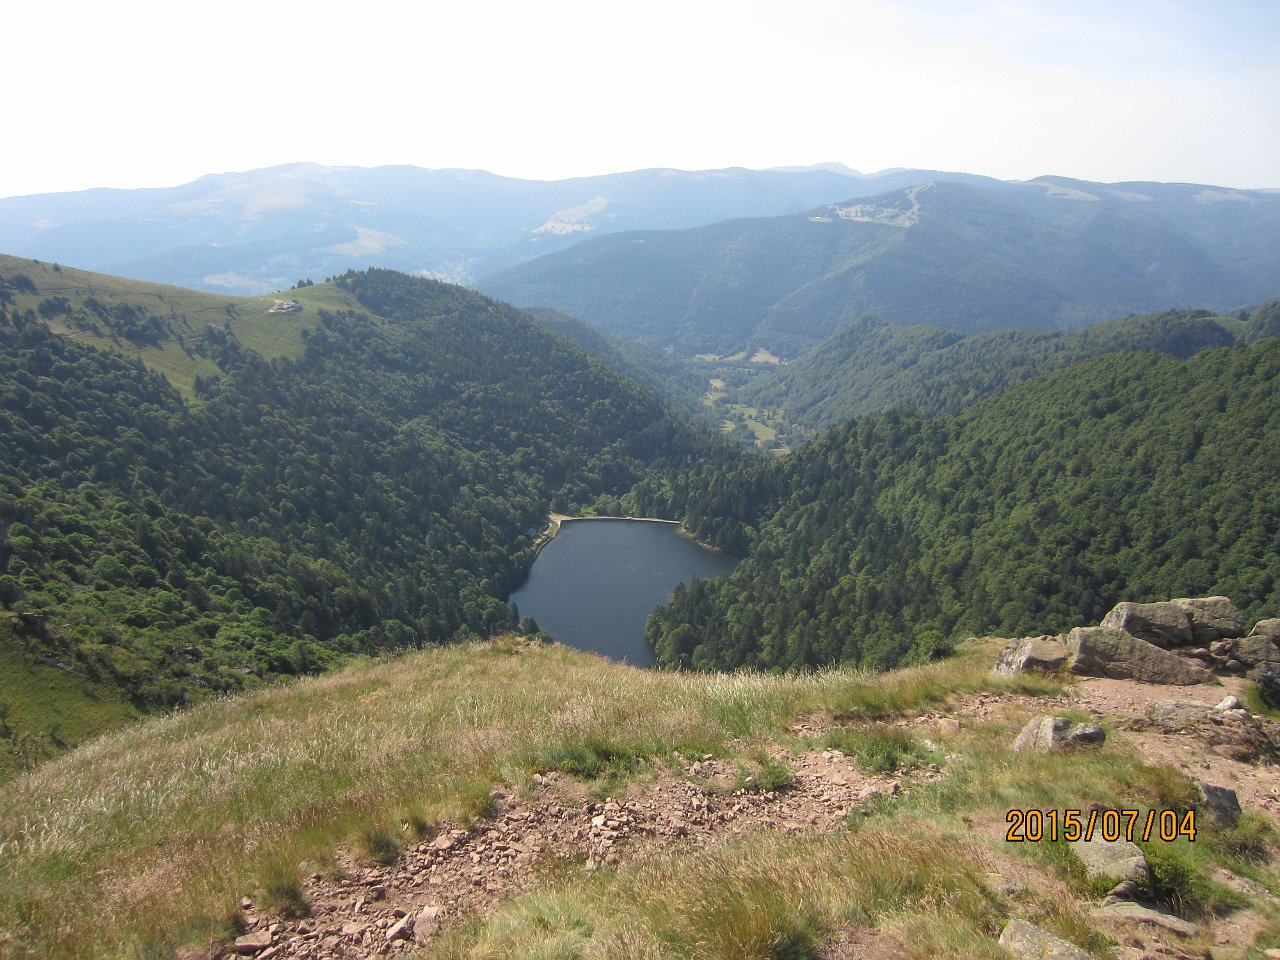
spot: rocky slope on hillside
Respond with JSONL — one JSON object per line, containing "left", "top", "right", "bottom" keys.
{"left": 213, "top": 599, "right": 1280, "bottom": 960}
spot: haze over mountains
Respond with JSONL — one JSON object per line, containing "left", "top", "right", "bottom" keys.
{"left": 481, "top": 178, "right": 1280, "bottom": 355}
{"left": 0, "top": 162, "right": 938, "bottom": 293}
{"left": 6, "top": 162, "right": 1277, "bottom": 354}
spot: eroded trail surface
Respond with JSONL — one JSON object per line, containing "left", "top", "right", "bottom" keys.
{"left": 228, "top": 683, "right": 1279, "bottom": 960}
{"left": 233, "top": 744, "right": 946, "bottom": 957}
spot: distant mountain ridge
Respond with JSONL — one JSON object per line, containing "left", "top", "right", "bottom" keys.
{"left": 0, "top": 162, "right": 934, "bottom": 293}
{"left": 7, "top": 161, "right": 1250, "bottom": 301}
{"left": 479, "top": 178, "right": 1280, "bottom": 355}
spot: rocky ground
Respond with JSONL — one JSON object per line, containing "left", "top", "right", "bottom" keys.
{"left": 228, "top": 742, "right": 929, "bottom": 959}
{"left": 218, "top": 596, "right": 1280, "bottom": 960}
{"left": 216, "top": 675, "right": 1278, "bottom": 960}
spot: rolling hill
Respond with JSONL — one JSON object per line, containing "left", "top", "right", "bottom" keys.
{"left": 479, "top": 179, "right": 1280, "bottom": 356}
{"left": 0, "top": 163, "right": 917, "bottom": 293}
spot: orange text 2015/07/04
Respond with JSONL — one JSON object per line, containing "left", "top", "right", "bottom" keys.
{"left": 1005, "top": 808, "right": 1196, "bottom": 843}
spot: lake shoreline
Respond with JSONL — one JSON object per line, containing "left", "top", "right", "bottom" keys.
{"left": 535, "top": 514, "right": 723, "bottom": 555}
{"left": 511, "top": 518, "right": 739, "bottom": 667}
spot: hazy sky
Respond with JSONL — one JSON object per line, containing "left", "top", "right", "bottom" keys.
{"left": 3, "top": 0, "right": 1277, "bottom": 197}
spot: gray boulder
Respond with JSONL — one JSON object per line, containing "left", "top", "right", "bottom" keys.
{"left": 1249, "top": 617, "right": 1280, "bottom": 638}
{"left": 1175, "top": 596, "right": 1245, "bottom": 643}
{"left": 998, "top": 920, "right": 1091, "bottom": 960}
{"left": 1235, "top": 634, "right": 1280, "bottom": 675}
{"left": 1196, "top": 782, "right": 1242, "bottom": 829}
{"left": 1013, "top": 715, "right": 1106, "bottom": 752}
{"left": 1143, "top": 699, "right": 1215, "bottom": 730}
{"left": 1101, "top": 601, "right": 1194, "bottom": 648}
{"left": 1065, "top": 626, "right": 1211, "bottom": 685}
{"left": 993, "top": 635, "right": 1068, "bottom": 675}
{"left": 1071, "top": 835, "right": 1150, "bottom": 886}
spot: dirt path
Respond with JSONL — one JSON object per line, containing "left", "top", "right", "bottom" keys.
{"left": 227, "top": 677, "right": 1280, "bottom": 959}
{"left": 233, "top": 746, "right": 926, "bottom": 958}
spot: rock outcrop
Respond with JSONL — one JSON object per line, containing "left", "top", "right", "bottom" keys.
{"left": 1134, "top": 699, "right": 1280, "bottom": 763}
{"left": 1089, "top": 902, "right": 1197, "bottom": 937}
{"left": 993, "top": 597, "right": 1274, "bottom": 686}
{"left": 1012, "top": 716, "right": 1105, "bottom": 752}
{"left": 1100, "top": 596, "right": 1244, "bottom": 647}
{"left": 1229, "top": 634, "right": 1280, "bottom": 675}
{"left": 1177, "top": 596, "right": 1246, "bottom": 643}
{"left": 1070, "top": 835, "right": 1150, "bottom": 886}
{"left": 1249, "top": 618, "right": 1280, "bottom": 638}
{"left": 992, "top": 635, "right": 1067, "bottom": 675}
{"left": 1064, "top": 626, "right": 1211, "bottom": 685}
{"left": 1196, "top": 781, "right": 1243, "bottom": 829}
{"left": 998, "top": 920, "right": 1091, "bottom": 960}
{"left": 1101, "top": 601, "right": 1195, "bottom": 648}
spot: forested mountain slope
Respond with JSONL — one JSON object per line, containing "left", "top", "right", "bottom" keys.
{"left": 640, "top": 342, "right": 1280, "bottom": 670}
{"left": 521, "top": 307, "right": 709, "bottom": 419}
{"left": 479, "top": 180, "right": 1280, "bottom": 356}
{"left": 0, "top": 266, "right": 731, "bottom": 735}
{"left": 744, "top": 300, "right": 1280, "bottom": 429}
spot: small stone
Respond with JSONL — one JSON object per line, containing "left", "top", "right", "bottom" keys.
{"left": 386, "top": 915, "right": 415, "bottom": 942}
{"left": 239, "top": 896, "right": 253, "bottom": 910}
{"left": 936, "top": 717, "right": 960, "bottom": 733}
{"left": 430, "top": 833, "right": 455, "bottom": 851}
{"left": 1013, "top": 716, "right": 1106, "bottom": 752}
{"left": 1215, "top": 696, "right": 1243, "bottom": 711}
{"left": 233, "top": 931, "right": 273, "bottom": 954}
{"left": 1104, "top": 879, "right": 1141, "bottom": 902}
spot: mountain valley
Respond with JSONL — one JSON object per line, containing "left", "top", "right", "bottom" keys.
{"left": 3, "top": 160, "right": 1280, "bottom": 960}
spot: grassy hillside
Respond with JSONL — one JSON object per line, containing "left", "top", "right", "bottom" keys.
{"left": 2, "top": 637, "right": 1276, "bottom": 959}
{"left": 0, "top": 254, "right": 360, "bottom": 395}
{"left": 0, "top": 620, "right": 139, "bottom": 780}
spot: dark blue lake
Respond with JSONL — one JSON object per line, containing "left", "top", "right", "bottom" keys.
{"left": 509, "top": 519, "right": 738, "bottom": 666}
